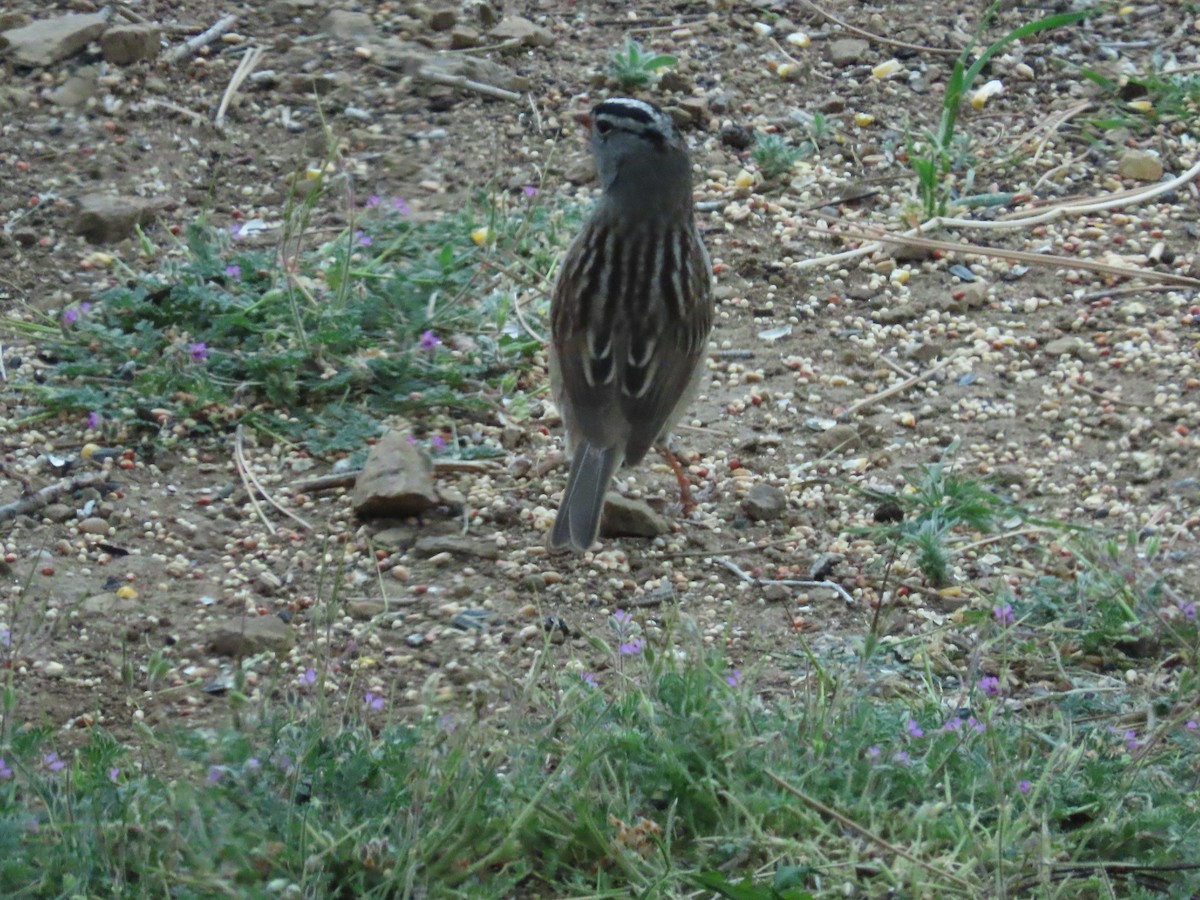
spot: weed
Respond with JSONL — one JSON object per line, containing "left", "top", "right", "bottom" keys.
{"left": 751, "top": 132, "right": 806, "bottom": 180}
{"left": 907, "top": 2, "right": 1095, "bottom": 219}
{"left": 608, "top": 39, "right": 677, "bottom": 91}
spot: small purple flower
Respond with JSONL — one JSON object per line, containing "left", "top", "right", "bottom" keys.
{"left": 893, "top": 751, "right": 909, "bottom": 766}
{"left": 439, "top": 714, "right": 457, "bottom": 733}
{"left": 1186, "top": 720, "right": 1198, "bottom": 732}
{"left": 366, "top": 194, "right": 382, "bottom": 207}
{"left": 866, "top": 746, "right": 881, "bottom": 759}
{"left": 1124, "top": 729, "right": 1140, "bottom": 752}
{"left": 225, "top": 264, "right": 242, "bottom": 280}
{"left": 944, "top": 717, "right": 963, "bottom": 734}
{"left": 0, "top": 758, "right": 11, "bottom": 780}
{"left": 44, "top": 753, "right": 64, "bottom": 772}
{"left": 581, "top": 672, "right": 598, "bottom": 688}
{"left": 246, "top": 757, "right": 261, "bottom": 770}
{"left": 63, "top": 307, "right": 79, "bottom": 325}
{"left": 188, "top": 342, "right": 209, "bottom": 363}
{"left": 207, "top": 766, "right": 222, "bottom": 784}
{"left": 1018, "top": 779, "right": 1032, "bottom": 795}
{"left": 393, "top": 198, "right": 411, "bottom": 215}
{"left": 979, "top": 675, "right": 1001, "bottom": 696}
{"left": 229, "top": 223, "right": 245, "bottom": 240}
{"left": 364, "top": 691, "right": 385, "bottom": 711}
{"left": 724, "top": 670, "right": 742, "bottom": 687}
{"left": 430, "top": 435, "right": 447, "bottom": 450}
{"left": 355, "top": 230, "right": 373, "bottom": 246}
{"left": 522, "top": 185, "right": 539, "bottom": 198}
{"left": 108, "top": 767, "right": 119, "bottom": 783}
{"left": 994, "top": 603, "right": 1015, "bottom": 627}
{"left": 613, "top": 610, "right": 632, "bottom": 625}
{"left": 905, "top": 719, "right": 924, "bottom": 739}
{"left": 968, "top": 716, "right": 985, "bottom": 734}
{"left": 419, "top": 330, "right": 441, "bottom": 350}
{"left": 81, "top": 302, "right": 92, "bottom": 314}
{"left": 299, "top": 667, "right": 317, "bottom": 687}
{"left": 86, "top": 411, "right": 102, "bottom": 430}
{"left": 1, "top": 629, "right": 11, "bottom": 647}
{"left": 1180, "top": 601, "right": 1197, "bottom": 621}
{"left": 619, "top": 638, "right": 644, "bottom": 655}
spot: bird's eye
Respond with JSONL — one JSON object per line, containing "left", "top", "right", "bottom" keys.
{"left": 594, "top": 119, "right": 613, "bottom": 136}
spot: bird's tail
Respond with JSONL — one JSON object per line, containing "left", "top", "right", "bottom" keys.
{"left": 549, "top": 442, "right": 621, "bottom": 551}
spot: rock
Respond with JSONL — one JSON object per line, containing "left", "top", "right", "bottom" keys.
{"left": 659, "top": 71, "right": 692, "bottom": 93}
{"left": 427, "top": 8, "right": 457, "bottom": 31}
{"left": 762, "top": 582, "right": 791, "bottom": 603}
{"left": 49, "top": 71, "right": 97, "bottom": 107}
{"left": 254, "top": 570, "right": 283, "bottom": 596}
{"left": 814, "top": 424, "right": 861, "bottom": 453}
{"left": 449, "top": 26, "right": 479, "bottom": 49}
{"left": 1043, "top": 335, "right": 1087, "bottom": 358}
{"left": 720, "top": 123, "right": 754, "bottom": 150}
{"left": 208, "top": 615, "right": 294, "bottom": 656}
{"left": 412, "top": 534, "right": 500, "bottom": 559}
{"left": 74, "top": 194, "right": 166, "bottom": 244}
{"left": 465, "top": 0, "right": 500, "bottom": 28}
{"left": 82, "top": 592, "right": 138, "bottom": 614}
{"left": 323, "top": 9, "right": 376, "bottom": 41}
{"left": 0, "top": 13, "right": 31, "bottom": 31}
{"left": 42, "top": 503, "right": 75, "bottom": 523}
{"left": 1118, "top": 149, "right": 1163, "bottom": 182}
{"left": 600, "top": 494, "right": 668, "bottom": 538}
{"left": 742, "top": 483, "right": 787, "bottom": 521}
{"left": 99, "top": 23, "right": 160, "bottom": 64}
{"left": 827, "top": 38, "right": 868, "bottom": 67}
{"left": 564, "top": 154, "right": 596, "bottom": 185}
{"left": 351, "top": 431, "right": 439, "bottom": 518}
{"left": 269, "top": 0, "right": 322, "bottom": 23}
{"left": 489, "top": 15, "right": 553, "bottom": 47}
{"left": 347, "top": 598, "right": 388, "bottom": 620}
{"left": 0, "top": 13, "right": 107, "bottom": 67}
{"left": 78, "top": 516, "right": 109, "bottom": 536}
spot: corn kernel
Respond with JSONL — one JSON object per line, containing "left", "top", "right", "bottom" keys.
{"left": 117, "top": 586, "right": 138, "bottom": 600}
{"left": 777, "top": 63, "right": 801, "bottom": 80}
{"left": 752, "top": 22, "right": 773, "bottom": 37}
{"left": 734, "top": 170, "right": 755, "bottom": 190}
{"left": 471, "top": 227, "right": 495, "bottom": 246}
{"left": 890, "top": 269, "right": 910, "bottom": 285}
{"left": 872, "top": 59, "right": 903, "bottom": 80}
{"left": 970, "top": 79, "right": 1004, "bottom": 109}
{"left": 1127, "top": 99, "right": 1153, "bottom": 112}
{"left": 854, "top": 112, "right": 875, "bottom": 127}
{"left": 786, "top": 32, "right": 811, "bottom": 48}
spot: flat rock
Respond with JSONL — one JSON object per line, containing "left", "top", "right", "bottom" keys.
{"left": 323, "top": 9, "right": 377, "bottom": 41}
{"left": 347, "top": 598, "right": 388, "bottom": 620}
{"left": 742, "top": 483, "right": 787, "bottom": 521}
{"left": 600, "top": 494, "right": 668, "bottom": 538}
{"left": 814, "top": 424, "right": 862, "bottom": 453}
{"left": 78, "top": 516, "right": 110, "bottom": 536}
{"left": 1, "top": 13, "right": 107, "bottom": 67}
{"left": 49, "top": 71, "right": 97, "bottom": 107}
{"left": 1118, "top": 149, "right": 1163, "bottom": 182}
{"left": 208, "top": 615, "right": 294, "bottom": 656}
{"left": 99, "top": 23, "right": 160, "bottom": 65}
{"left": 1043, "top": 335, "right": 1088, "bottom": 358}
{"left": 351, "top": 431, "right": 439, "bottom": 518}
{"left": 489, "top": 15, "right": 553, "bottom": 47}
{"left": 827, "top": 38, "right": 868, "bottom": 67}
{"left": 82, "top": 592, "right": 138, "bottom": 615}
{"left": 412, "top": 534, "right": 500, "bottom": 559}
{"left": 75, "top": 194, "right": 166, "bottom": 244}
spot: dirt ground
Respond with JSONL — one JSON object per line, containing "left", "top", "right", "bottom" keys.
{"left": 2, "top": 1, "right": 1198, "bottom": 743}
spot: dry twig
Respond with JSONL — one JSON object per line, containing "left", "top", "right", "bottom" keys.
{"left": 215, "top": 46, "right": 265, "bottom": 129}
{"left": 0, "top": 471, "right": 110, "bottom": 524}
{"left": 164, "top": 14, "right": 239, "bottom": 64}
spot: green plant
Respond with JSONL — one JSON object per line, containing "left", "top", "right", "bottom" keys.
{"left": 608, "top": 39, "right": 677, "bottom": 91}
{"left": 908, "top": 2, "right": 1096, "bottom": 219}
{"left": 751, "top": 132, "right": 805, "bottom": 180}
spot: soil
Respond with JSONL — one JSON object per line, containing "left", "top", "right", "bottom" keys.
{"left": 1, "top": 1, "right": 1198, "bottom": 745}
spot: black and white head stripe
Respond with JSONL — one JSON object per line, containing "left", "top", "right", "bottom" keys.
{"left": 592, "top": 98, "right": 675, "bottom": 139}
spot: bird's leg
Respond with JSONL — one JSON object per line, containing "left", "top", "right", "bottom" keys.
{"left": 659, "top": 445, "right": 696, "bottom": 514}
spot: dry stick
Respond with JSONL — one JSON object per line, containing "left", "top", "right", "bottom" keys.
{"left": 796, "top": 157, "right": 1200, "bottom": 272}
{"left": 797, "top": 0, "right": 961, "bottom": 56}
{"left": 0, "top": 471, "right": 110, "bottom": 524}
{"left": 415, "top": 67, "right": 521, "bottom": 102}
{"left": 215, "top": 45, "right": 265, "bottom": 129}
{"left": 715, "top": 556, "right": 855, "bottom": 605}
{"left": 235, "top": 426, "right": 313, "bottom": 531}
{"left": 1032, "top": 146, "right": 1092, "bottom": 193}
{"left": 232, "top": 431, "right": 276, "bottom": 536}
{"left": 842, "top": 351, "right": 963, "bottom": 418}
{"left": 163, "top": 13, "right": 238, "bottom": 64}
{"left": 765, "top": 770, "right": 977, "bottom": 891}
{"left": 142, "top": 97, "right": 208, "bottom": 125}
{"left": 290, "top": 459, "right": 501, "bottom": 495}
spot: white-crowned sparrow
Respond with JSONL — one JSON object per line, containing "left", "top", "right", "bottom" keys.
{"left": 548, "top": 98, "right": 714, "bottom": 551}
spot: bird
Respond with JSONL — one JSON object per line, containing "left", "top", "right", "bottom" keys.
{"left": 548, "top": 97, "right": 714, "bottom": 552}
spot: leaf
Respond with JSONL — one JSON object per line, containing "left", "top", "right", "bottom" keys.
{"left": 642, "top": 54, "right": 678, "bottom": 71}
